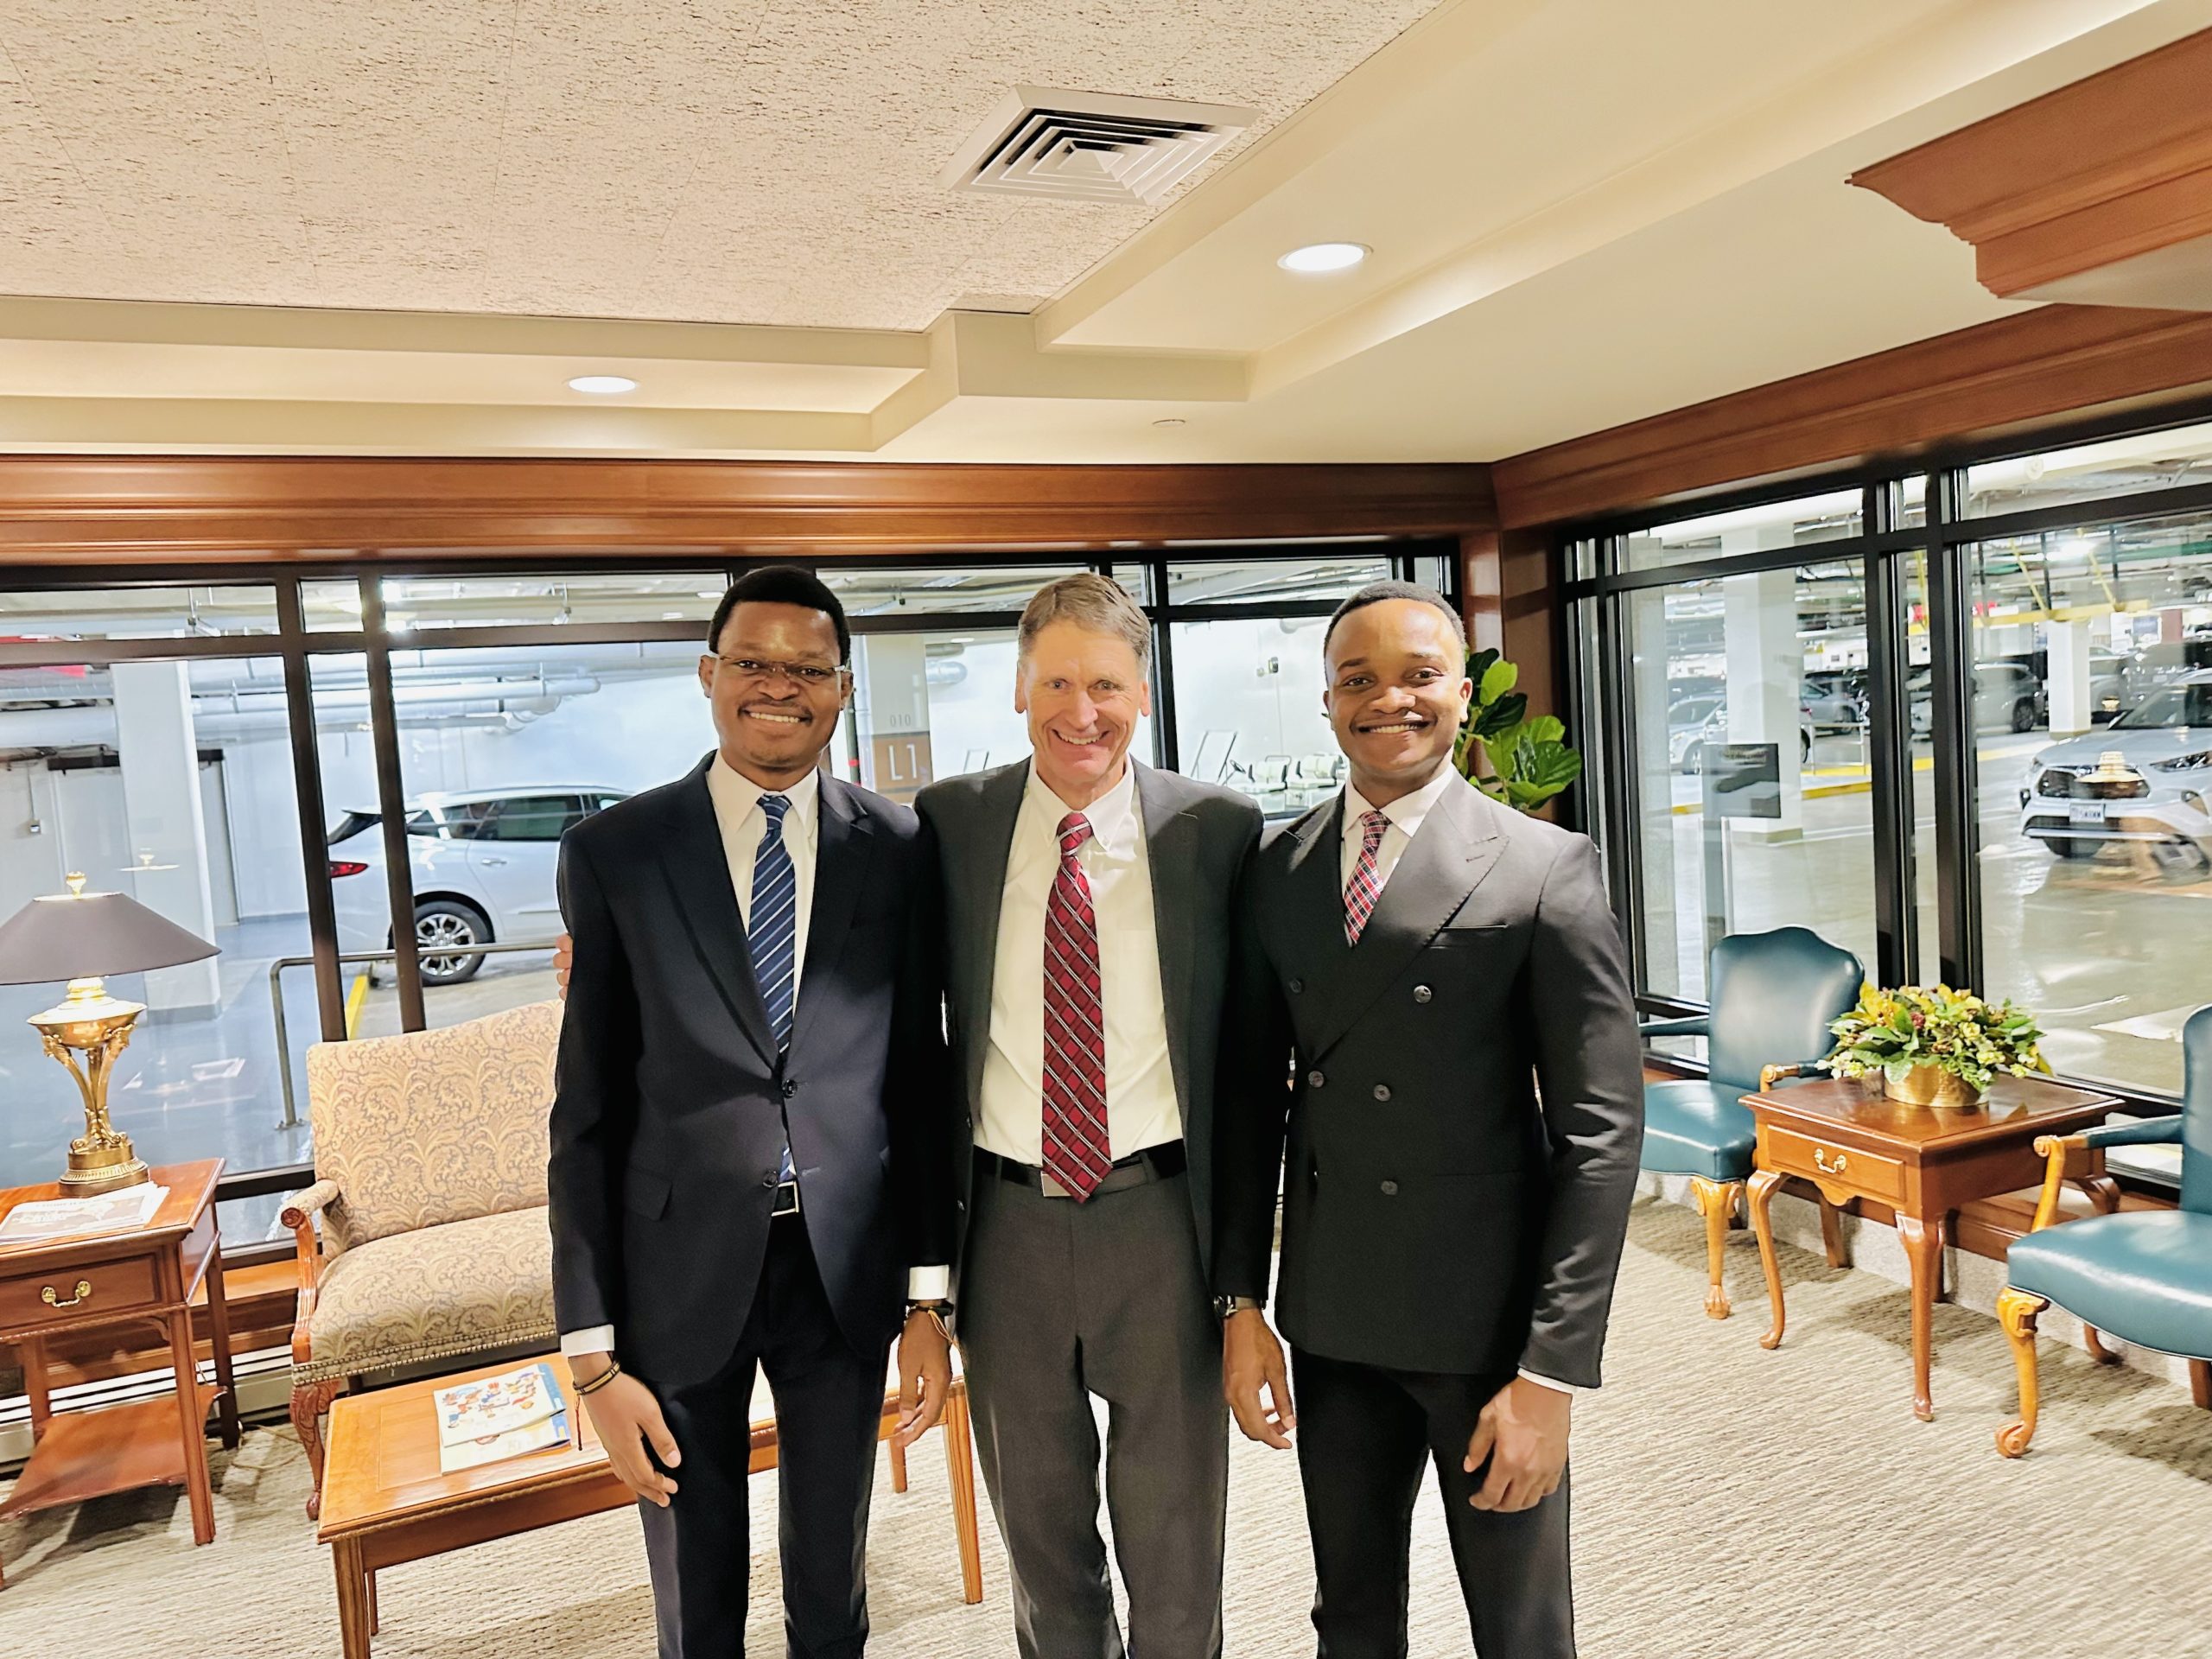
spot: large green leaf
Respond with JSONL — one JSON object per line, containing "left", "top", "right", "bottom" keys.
{"left": 1472, "top": 691, "right": 1527, "bottom": 738}
{"left": 1478, "top": 658, "right": 1518, "bottom": 705}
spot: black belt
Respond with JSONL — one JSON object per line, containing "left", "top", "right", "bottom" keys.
{"left": 976, "top": 1140, "right": 1186, "bottom": 1199}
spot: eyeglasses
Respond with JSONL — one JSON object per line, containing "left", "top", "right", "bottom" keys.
{"left": 709, "top": 655, "right": 849, "bottom": 687}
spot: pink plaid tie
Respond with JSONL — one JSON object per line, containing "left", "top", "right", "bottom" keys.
{"left": 1344, "top": 808, "right": 1390, "bottom": 945}
{"left": 1041, "top": 812, "right": 1113, "bottom": 1200}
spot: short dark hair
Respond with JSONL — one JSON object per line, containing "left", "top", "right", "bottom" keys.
{"left": 1324, "top": 580, "right": 1467, "bottom": 657}
{"left": 709, "top": 565, "right": 850, "bottom": 663}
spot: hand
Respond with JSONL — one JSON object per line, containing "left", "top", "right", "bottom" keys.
{"left": 1462, "top": 1376, "right": 1569, "bottom": 1513}
{"left": 554, "top": 932, "right": 574, "bottom": 998}
{"left": 894, "top": 1306, "right": 952, "bottom": 1450}
{"left": 1222, "top": 1307, "right": 1295, "bottom": 1449}
{"left": 575, "top": 1359, "right": 680, "bottom": 1508}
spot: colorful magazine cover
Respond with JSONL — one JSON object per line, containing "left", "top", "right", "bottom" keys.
{"left": 435, "top": 1361, "right": 565, "bottom": 1449}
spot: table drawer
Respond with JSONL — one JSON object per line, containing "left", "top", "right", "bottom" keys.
{"left": 1765, "top": 1127, "right": 1905, "bottom": 1205}
{"left": 0, "top": 1252, "right": 160, "bottom": 1331}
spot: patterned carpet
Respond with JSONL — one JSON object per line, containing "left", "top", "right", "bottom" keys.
{"left": 6, "top": 1197, "right": 2211, "bottom": 1658}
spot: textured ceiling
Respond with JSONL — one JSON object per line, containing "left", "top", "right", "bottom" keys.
{"left": 0, "top": 0, "right": 1439, "bottom": 330}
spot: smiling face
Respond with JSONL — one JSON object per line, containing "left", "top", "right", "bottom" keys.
{"left": 697, "top": 601, "right": 850, "bottom": 790}
{"left": 1323, "top": 598, "right": 1472, "bottom": 806}
{"left": 1017, "top": 618, "right": 1152, "bottom": 809}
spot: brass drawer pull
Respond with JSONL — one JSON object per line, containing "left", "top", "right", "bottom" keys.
{"left": 41, "top": 1279, "right": 93, "bottom": 1309}
{"left": 1814, "top": 1148, "right": 1848, "bottom": 1177}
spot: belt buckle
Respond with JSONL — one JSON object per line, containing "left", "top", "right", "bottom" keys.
{"left": 1038, "top": 1169, "right": 1073, "bottom": 1199}
{"left": 772, "top": 1180, "right": 802, "bottom": 1218}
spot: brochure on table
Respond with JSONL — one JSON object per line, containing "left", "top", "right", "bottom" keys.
{"left": 0, "top": 1184, "right": 168, "bottom": 1244}
{"left": 435, "top": 1361, "right": 572, "bottom": 1473}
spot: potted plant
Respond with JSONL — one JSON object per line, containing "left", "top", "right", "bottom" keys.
{"left": 1453, "top": 647, "right": 1583, "bottom": 812}
{"left": 1819, "top": 983, "right": 2050, "bottom": 1109}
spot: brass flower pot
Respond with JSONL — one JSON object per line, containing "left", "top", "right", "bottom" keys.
{"left": 1883, "top": 1063, "right": 1980, "bottom": 1110}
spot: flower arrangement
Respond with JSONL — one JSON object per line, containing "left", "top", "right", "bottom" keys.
{"left": 1821, "top": 983, "right": 2050, "bottom": 1099}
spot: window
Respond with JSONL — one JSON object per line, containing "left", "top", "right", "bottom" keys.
{"left": 306, "top": 571, "right": 727, "bottom": 632}
{"left": 1965, "top": 420, "right": 2212, "bottom": 518}
{"left": 1622, "top": 490, "right": 1863, "bottom": 573}
{"left": 1171, "top": 614, "right": 1338, "bottom": 816}
{"left": 0, "top": 584, "right": 278, "bottom": 639}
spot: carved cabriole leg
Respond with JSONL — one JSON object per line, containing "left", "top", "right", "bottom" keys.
{"left": 1817, "top": 1198, "right": 1849, "bottom": 1269}
{"left": 1747, "top": 1169, "right": 1788, "bottom": 1351}
{"left": 2082, "top": 1323, "right": 2120, "bottom": 1364}
{"left": 1896, "top": 1213, "right": 1943, "bottom": 1423}
{"left": 295, "top": 1377, "right": 343, "bottom": 1520}
{"left": 1688, "top": 1177, "right": 1738, "bottom": 1319}
{"left": 1996, "top": 1288, "right": 2049, "bottom": 1458}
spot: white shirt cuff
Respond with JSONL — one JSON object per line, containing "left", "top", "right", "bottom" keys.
{"left": 1517, "top": 1367, "right": 1586, "bottom": 1395}
{"left": 907, "top": 1266, "right": 951, "bottom": 1302}
{"left": 561, "top": 1325, "right": 617, "bottom": 1359}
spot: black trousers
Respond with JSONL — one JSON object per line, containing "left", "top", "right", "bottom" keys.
{"left": 638, "top": 1216, "right": 891, "bottom": 1659}
{"left": 1291, "top": 1348, "right": 1574, "bottom": 1659}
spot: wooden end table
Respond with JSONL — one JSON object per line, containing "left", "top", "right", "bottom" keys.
{"left": 319, "top": 1356, "right": 982, "bottom": 1657}
{"left": 1743, "top": 1076, "right": 2120, "bottom": 1422}
{"left": 0, "top": 1159, "right": 238, "bottom": 1585}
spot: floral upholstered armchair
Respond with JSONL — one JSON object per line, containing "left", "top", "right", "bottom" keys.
{"left": 282, "top": 998, "right": 563, "bottom": 1516}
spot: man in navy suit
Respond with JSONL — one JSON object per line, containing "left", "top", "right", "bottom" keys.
{"left": 549, "top": 566, "right": 957, "bottom": 1658}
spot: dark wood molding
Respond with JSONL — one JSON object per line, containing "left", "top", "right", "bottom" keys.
{"left": 1491, "top": 305, "right": 2212, "bottom": 529}
{"left": 0, "top": 456, "right": 1493, "bottom": 563}
{"left": 1849, "top": 29, "right": 2212, "bottom": 307}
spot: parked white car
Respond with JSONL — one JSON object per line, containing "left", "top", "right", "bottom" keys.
{"left": 2018, "top": 671, "right": 2212, "bottom": 880}
{"left": 327, "top": 787, "right": 627, "bottom": 982}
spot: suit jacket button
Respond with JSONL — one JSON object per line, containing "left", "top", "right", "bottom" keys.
{"left": 1380, "top": 1179, "right": 1399, "bottom": 1197}
{"left": 781, "top": 1078, "right": 798, "bottom": 1098}
{"left": 1307, "top": 1071, "right": 1325, "bottom": 1089}
{"left": 1413, "top": 985, "right": 1433, "bottom": 1004}
{"left": 1372, "top": 1084, "right": 1392, "bottom": 1103}
{"left": 1288, "top": 978, "right": 1304, "bottom": 995}
{"left": 760, "top": 1173, "right": 778, "bottom": 1189}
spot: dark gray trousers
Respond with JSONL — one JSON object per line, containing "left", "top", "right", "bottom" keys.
{"left": 1292, "top": 1348, "right": 1574, "bottom": 1659}
{"left": 958, "top": 1164, "right": 1229, "bottom": 1659}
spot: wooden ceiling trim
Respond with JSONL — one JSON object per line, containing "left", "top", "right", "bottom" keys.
{"left": 0, "top": 458, "right": 1493, "bottom": 562}
{"left": 1491, "top": 306, "right": 2212, "bottom": 531}
{"left": 1848, "top": 29, "right": 2212, "bottom": 305}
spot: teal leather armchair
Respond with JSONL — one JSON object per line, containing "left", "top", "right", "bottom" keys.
{"left": 1996, "top": 1003, "right": 2212, "bottom": 1456}
{"left": 1638, "top": 927, "right": 1865, "bottom": 1319}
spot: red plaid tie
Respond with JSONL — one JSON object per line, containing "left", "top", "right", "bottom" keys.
{"left": 1344, "top": 808, "right": 1390, "bottom": 945}
{"left": 1042, "top": 812, "right": 1113, "bottom": 1200}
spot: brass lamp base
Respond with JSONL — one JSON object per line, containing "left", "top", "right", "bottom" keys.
{"left": 29, "top": 976, "right": 153, "bottom": 1197}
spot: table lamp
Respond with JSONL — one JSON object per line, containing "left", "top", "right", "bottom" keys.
{"left": 0, "top": 873, "right": 219, "bottom": 1194}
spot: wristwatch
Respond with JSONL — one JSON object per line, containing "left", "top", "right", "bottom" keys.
{"left": 1214, "top": 1294, "right": 1262, "bottom": 1320}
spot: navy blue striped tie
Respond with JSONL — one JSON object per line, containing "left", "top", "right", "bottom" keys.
{"left": 750, "top": 792, "right": 798, "bottom": 1183}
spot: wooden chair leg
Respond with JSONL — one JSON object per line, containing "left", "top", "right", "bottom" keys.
{"left": 367, "top": 1570, "right": 379, "bottom": 1637}
{"left": 2190, "top": 1358, "right": 2210, "bottom": 1410}
{"left": 1688, "top": 1177, "right": 1738, "bottom": 1320}
{"left": 944, "top": 1380, "right": 983, "bottom": 1606}
{"left": 889, "top": 1436, "right": 909, "bottom": 1494}
{"left": 1817, "top": 1198, "right": 1849, "bottom": 1269}
{"left": 1996, "top": 1288, "right": 2048, "bottom": 1458}
{"left": 294, "top": 1377, "right": 343, "bottom": 1521}
{"left": 2082, "top": 1323, "right": 2120, "bottom": 1363}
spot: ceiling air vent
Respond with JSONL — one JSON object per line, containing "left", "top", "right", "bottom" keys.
{"left": 942, "top": 87, "right": 1258, "bottom": 206}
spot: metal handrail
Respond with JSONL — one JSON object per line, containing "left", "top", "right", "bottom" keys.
{"left": 267, "top": 942, "right": 557, "bottom": 1128}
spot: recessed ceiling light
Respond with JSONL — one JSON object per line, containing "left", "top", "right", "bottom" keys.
{"left": 1153, "top": 417, "right": 1186, "bottom": 429}
{"left": 1277, "top": 241, "right": 1369, "bottom": 274}
{"left": 567, "top": 374, "right": 638, "bottom": 395}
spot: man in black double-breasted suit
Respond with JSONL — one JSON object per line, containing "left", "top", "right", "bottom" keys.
{"left": 1215, "top": 582, "right": 1643, "bottom": 1659}
{"left": 550, "top": 566, "right": 957, "bottom": 1658}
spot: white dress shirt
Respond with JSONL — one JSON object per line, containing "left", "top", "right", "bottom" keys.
{"left": 563, "top": 758, "right": 939, "bottom": 1360}
{"left": 1338, "top": 767, "right": 1582, "bottom": 1397}
{"left": 976, "top": 762, "right": 1182, "bottom": 1166}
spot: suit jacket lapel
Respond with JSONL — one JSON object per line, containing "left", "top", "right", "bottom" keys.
{"left": 959, "top": 761, "right": 1029, "bottom": 1109}
{"left": 659, "top": 756, "right": 778, "bottom": 1068}
{"left": 1306, "top": 778, "right": 1507, "bottom": 1059}
{"left": 786, "top": 775, "right": 875, "bottom": 1057}
{"left": 1135, "top": 764, "right": 1198, "bottom": 1113}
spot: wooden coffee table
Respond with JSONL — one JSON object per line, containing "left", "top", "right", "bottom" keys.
{"left": 1743, "top": 1074, "right": 2120, "bottom": 1422}
{"left": 317, "top": 1357, "right": 982, "bottom": 1657}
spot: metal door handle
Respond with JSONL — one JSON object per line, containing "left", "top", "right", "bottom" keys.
{"left": 479, "top": 855, "right": 508, "bottom": 866}
{"left": 41, "top": 1279, "right": 92, "bottom": 1308}
{"left": 1814, "top": 1148, "right": 1847, "bottom": 1176}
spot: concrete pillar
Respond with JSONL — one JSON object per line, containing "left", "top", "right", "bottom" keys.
{"left": 111, "top": 661, "right": 220, "bottom": 1011}
{"left": 1723, "top": 567, "right": 1804, "bottom": 838}
{"left": 2047, "top": 619, "right": 2094, "bottom": 736}
{"left": 851, "top": 635, "right": 934, "bottom": 804}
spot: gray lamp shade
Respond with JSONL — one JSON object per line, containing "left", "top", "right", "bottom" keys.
{"left": 0, "top": 886, "right": 219, "bottom": 987}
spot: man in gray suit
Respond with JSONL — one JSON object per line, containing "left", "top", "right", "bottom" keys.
{"left": 1215, "top": 582, "right": 1643, "bottom": 1658}
{"left": 917, "top": 573, "right": 1262, "bottom": 1659}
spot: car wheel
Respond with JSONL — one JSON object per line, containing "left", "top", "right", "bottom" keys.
{"left": 1800, "top": 730, "right": 1812, "bottom": 763}
{"left": 2150, "top": 839, "right": 2212, "bottom": 882}
{"left": 2045, "top": 836, "right": 2098, "bottom": 861}
{"left": 412, "top": 899, "right": 491, "bottom": 984}
{"left": 1681, "top": 741, "right": 1702, "bottom": 775}
{"left": 2011, "top": 699, "right": 2037, "bottom": 733}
